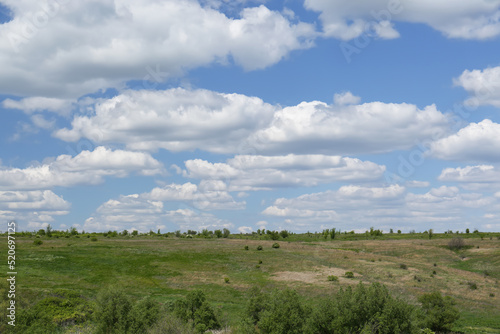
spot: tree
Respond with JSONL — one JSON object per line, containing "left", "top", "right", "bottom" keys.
{"left": 45, "top": 224, "right": 52, "bottom": 237}
{"left": 132, "top": 230, "right": 139, "bottom": 236}
{"left": 330, "top": 228, "right": 336, "bottom": 240}
{"left": 173, "top": 290, "right": 220, "bottom": 332}
{"left": 418, "top": 292, "right": 459, "bottom": 332}
{"left": 95, "top": 288, "right": 132, "bottom": 334}
{"left": 428, "top": 229, "right": 434, "bottom": 239}
{"left": 214, "top": 229, "right": 223, "bottom": 238}
{"left": 280, "top": 230, "right": 289, "bottom": 239}
{"left": 223, "top": 228, "right": 230, "bottom": 238}
{"left": 466, "top": 228, "right": 470, "bottom": 234}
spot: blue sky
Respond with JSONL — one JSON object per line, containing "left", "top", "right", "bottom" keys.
{"left": 1, "top": 0, "right": 500, "bottom": 233}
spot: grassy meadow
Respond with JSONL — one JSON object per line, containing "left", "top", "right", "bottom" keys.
{"left": 1, "top": 231, "right": 499, "bottom": 333}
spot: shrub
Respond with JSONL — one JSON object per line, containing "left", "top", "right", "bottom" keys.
{"left": 467, "top": 282, "right": 478, "bottom": 290}
{"left": 95, "top": 288, "right": 133, "bottom": 334}
{"left": 344, "top": 272, "right": 354, "bottom": 278}
{"left": 224, "top": 277, "right": 230, "bottom": 284}
{"left": 247, "top": 288, "right": 308, "bottom": 334}
{"left": 490, "top": 293, "right": 495, "bottom": 297}
{"left": 129, "top": 298, "right": 160, "bottom": 333}
{"left": 448, "top": 237, "right": 466, "bottom": 250}
{"left": 147, "top": 313, "right": 196, "bottom": 334}
{"left": 33, "top": 239, "right": 43, "bottom": 246}
{"left": 223, "top": 228, "right": 230, "bottom": 238}
{"left": 244, "top": 245, "right": 249, "bottom": 250}
{"left": 418, "top": 291, "right": 459, "bottom": 332}
{"left": 432, "top": 270, "right": 437, "bottom": 275}
{"left": 172, "top": 290, "right": 220, "bottom": 332}
{"left": 131, "top": 230, "right": 138, "bottom": 236}
{"left": 272, "top": 243, "right": 280, "bottom": 249}
{"left": 91, "top": 237, "right": 98, "bottom": 242}
{"left": 306, "top": 282, "right": 418, "bottom": 334}
{"left": 400, "top": 264, "right": 408, "bottom": 270}
{"left": 257, "top": 245, "right": 263, "bottom": 251}
{"left": 327, "top": 275, "right": 338, "bottom": 282}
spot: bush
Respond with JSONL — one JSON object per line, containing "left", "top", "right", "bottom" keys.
{"left": 306, "top": 282, "right": 418, "bottom": 334}
{"left": 224, "top": 277, "right": 230, "bottom": 284}
{"left": 91, "top": 237, "right": 98, "bottom": 242}
{"left": 400, "top": 264, "right": 408, "bottom": 270}
{"left": 95, "top": 288, "right": 133, "bottom": 334}
{"left": 247, "top": 288, "right": 308, "bottom": 334}
{"left": 33, "top": 239, "right": 43, "bottom": 246}
{"left": 128, "top": 298, "right": 160, "bottom": 334}
{"left": 147, "top": 313, "right": 196, "bottom": 334}
{"left": 448, "top": 237, "right": 466, "bottom": 250}
{"left": 244, "top": 245, "right": 249, "bottom": 250}
{"left": 467, "top": 282, "right": 478, "bottom": 290}
{"left": 172, "top": 290, "right": 220, "bottom": 332}
{"left": 257, "top": 245, "right": 263, "bottom": 251}
{"left": 272, "top": 243, "right": 280, "bottom": 249}
{"left": 327, "top": 275, "right": 338, "bottom": 282}
{"left": 344, "top": 272, "right": 354, "bottom": 278}
{"left": 418, "top": 291, "right": 459, "bottom": 332}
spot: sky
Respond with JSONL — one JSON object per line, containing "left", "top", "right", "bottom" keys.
{"left": 1, "top": 0, "right": 500, "bottom": 234}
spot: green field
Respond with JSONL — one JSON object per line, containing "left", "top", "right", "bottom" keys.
{"left": 1, "top": 232, "right": 499, "bottom": 333}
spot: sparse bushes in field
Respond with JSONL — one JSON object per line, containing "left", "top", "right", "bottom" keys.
{"left": 33, "top": 239, "right": 43, "bottom": 246}
{"left": 327, "top": 275, "right": 338, "bottom": 282}
{"left": 418, "top": 291, "right": 460, "bottom": 332}
{"left": 272, "top": 243, "right": 280, "bottom": 248}
{"left": 448, "top": 237, "right": 466, "bottom": 250}
{"left": 257, "top": 245, "right": 263, "bottom": 251}
{"left": 344, "top": 271, "right": 354, "bottom": 278}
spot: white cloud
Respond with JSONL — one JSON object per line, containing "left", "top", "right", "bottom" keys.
{"left": 454, "top": 66, "right": 500, "bottom": 108}
{"left": 304, "top": 0, "right": 500, "bottom": 40}
{"left": 84, "top": 194, "right": 234, "bottom": 232}
{"left": 333, "top": 91, "right": 361, "bottom": 105}
{"left": 262, "top": 185, "right": 496, "bottom": 231}
{"left": 405, "top": 180, "right": 430, "bottom": 188}
{"left": 438, "top": 165, "right": 500, "bottom": 190}
{"left": 0, "top": 190, "right": 70, "bottom": 228}
{"left": 238, "top": 226, "right": 253, "bottom": 233}
{"left": 430, "top": 120, "right": 500, "bottom": 162}
{"left": 54, "top": 88, "right": 277, "bottom": 153}
{"left": 248, "top": 101, "right": 449, "bottom": 155}
{"left": 2, "top": 97, "right": 73, "bottom": 115}
{"left": 0, "top": 1, "right": 315, "bottom": 98}
{"left": 0, "top": 146, "right": 164, "bottom": 190}
{"left": 182, "top": 154, "right": 385, "bottom": 191}
{"left": 146, "top": 182, "right": 245, "bottom": 210}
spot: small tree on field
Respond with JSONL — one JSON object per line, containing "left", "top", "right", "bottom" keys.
{"left": 428, "top": 229, "right": 434, "bottom": 239}
{"left": 330, "top": 228, "right": 336, "bottom": 240}
{"left": 45, "top": 224, "right": 52, "bottom": 237}
{"left": 280, "top": 230, "right": 289, "bottom": 239}
{"left": 214, "top": 229, "right": 223, "bottom": 238}
{"left": 223, "top": 228, "right": 230, "bottom": 238}
{"left": 418, "top": 291, "right": 459, "bottom": 332}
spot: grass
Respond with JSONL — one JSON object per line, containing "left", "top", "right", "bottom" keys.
{"left": 1, "top": 234, "right": 499, "bottom": 333}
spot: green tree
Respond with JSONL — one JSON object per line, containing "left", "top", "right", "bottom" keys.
{"left": 418, "top": 292, "right": 459, "bottom": 332}
{"left": 330, "top": 228, "right": 336, "bottom": 240}
{"left": 45, "top": 224, "right": 52, "bottom": 237}
{"left": 223, "top": 228, "right": 230, "bottom": 238}
{"left": 129, "top": 298, "right": 160, "bottom": 334}
{"left": 173, "top": 290, "right": 220, "bottom": 332}
{"left": 95, "top": 288, "right": 132, "bottom": 334}
{"left": 214, "top": 229, "right": 223, "bottom": 238}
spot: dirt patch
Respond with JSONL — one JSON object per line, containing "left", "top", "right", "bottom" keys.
{"left": 271, "top": 266, "right": 361, "bottom": 284}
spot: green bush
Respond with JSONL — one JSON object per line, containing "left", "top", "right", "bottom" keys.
{"left": 172, "top": 290, "right": 220, "bottom": 332}
{"left": 224, "top": 277, "right": 230, "bottom": 284}
{"left": 129, "top": 298, "right": 160, "bottom": 334}
{"left": 305, "top": 282, "right": 418, "bottom": 334}
{"left": 246, "top": 288, "right": 308, "bottom": 334}
{"left": 344, "top": 271, "right": 354, "bottom": 278}
{"left": 272, "top": 243, "right": 280, "bottom": 248}
{"left": 257, "top": 245, "right": 263, "bottom": 251}
{"left": 467, "top": 282, "right": 478, "bottom": 290}
{"left": 418, "top": 291, "right": 459, "bottom": 332}
{"left": 400, "top": 264, "right": 408, "bottom": 270}
{"left": 95, "top": 288, "right": 132, "bottom": 334}
{"left": 33, "top": 239, "right": 43, "bottom": 246}
{"left": 327, "top": 275, "right": 338, "bottom": 282}
{"left": 244, "top": 245, "right": 249, "bottom": 250}
{"left": 147, "top": 313, "right": 196, "bottom": 334}
{"left": 91, "top": 237, "right": 98, "bottom": 242}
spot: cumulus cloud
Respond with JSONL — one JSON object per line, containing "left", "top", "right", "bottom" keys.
{"left": 0, "top": 0, "right": 315, "bottom": 98}
{"left": 248, "top": 101, "right": 449, "bottom": 155}
{"left": 438, "top": 165, "right": 500, "bottom": 190}
{"left": 262, "top": 185, "right": 496, "bottom": 231}
{"left": 84, "top": 193, "right": 234, "bottom": 232}
{"left": 182, "top": 154, "right": 385, "bottom": 191}
{"left": 304, "top": 0, "right": 500, "bottom": 40}
{"left": 146, "top": 182, "right": 245, "bottom": 210}
{"left": 56, "top": 89, "right": 450, "bottom": 156}
{"left": 333, "top": 91, "right": 361, "bottom": 105}
{"left": 0, "top": 190, "right": 70, "bottom": 228}
{"left": 2, "top": 97, "right": 73, "bottom": 115}
{"left": 54, "top": 88, "right": 277, "bottom": 153}
{"left": 0, "top": 146, "right": 164, "bottom": 190}
{"left": 430, "top": 120, "right": 500, "bottom": 162}
{"left": 454, "top": 66, "right": 500, "bottom": 108}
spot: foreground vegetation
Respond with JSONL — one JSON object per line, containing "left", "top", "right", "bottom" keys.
{"left": 1, "top": 228, "right": 499, "bottom": 333}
